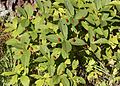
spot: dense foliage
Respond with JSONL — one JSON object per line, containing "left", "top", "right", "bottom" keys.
{"left": 0, "top": 0, "right": 120, "bottom": 86}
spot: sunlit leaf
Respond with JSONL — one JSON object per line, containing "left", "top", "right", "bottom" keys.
{"left": 75, "top": 9, "right": 88, "bottom": 19}
{"left": 24, "top": 3, "right": 33, "bottom": 18}
{"left": 61, "top": 76, "right": 70, "bottom": 86}
{"left": 53, "top": 75, "right": 61, "bottom": 84}
{"left": 20, "top": 75, "right": 30, "bottom": 86}
{"left": 65, "top": 0, "right": 74, "bottom": 16}
{"left": 57, "top": 63, "right": 66, "bottom": 75}
{"left": 20, "top": 50, "right": 31, "bottom": 67}
{"left": 59, "top": 19, "right": 68, "bottom": 39}
{"left": 72, "top": 60, "right": 79, "bottom": 70}
{"left": 69, "top": 37, "right": 86, "bottom": 46}
{"left": 17, "top": 7, "right": 27, "bottom": 18}
{"left": 62, "top": 40, "right": 72, "bottom": 52}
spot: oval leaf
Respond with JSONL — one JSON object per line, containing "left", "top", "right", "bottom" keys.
{"left": 69, "top": 37, "right": 86, "bottom": 46}
{"left": 20, "top": 75, "right": 30, "bottom": 86}
{"left": 65, "top": 0, "right": 74, "bottom": 16}
{"left": 61, "top": 76, "right": 70, "bottom": 86}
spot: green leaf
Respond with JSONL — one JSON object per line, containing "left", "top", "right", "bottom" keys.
{"left": 61, "top": 49, "right": 69, "bottom": 59}
{"left": 9, "top": 75, "right": 18, "bottom": 85}
{"left": 59, "top": 19, "right": 68, "bottom": 39}
{"left": 75, "top": 9, "right": 88, "bottom": 19}
{"left": 51, "top": 48, "right": 61, "bottom": 59}
{"left": 6, "top": 38, "right": 19, "bottom": 45}
{"left": 90, "top": 44, "right": 98, "bottom": 52}
{"left": 70, "top": 18, "right": 79, "bottom": 26}
{"left": 101, "top": 0, "right": 111, "bottom": 6}
{"left": 62, "top": 40, "right": 72, "bottom": 52}
{"left": 1, "top": 72, "right": 15, "bottom": 76}
{"left": 93, "top": 38, "right": 108, "bottom": 44}
{"left": 17, "top": 7, "right": 27, "bottom": 18}
{"left": 116, "top": 4, "right": 120, "bottom": 12}
{"left": 21, "top": 19, "right": 30, "bottom": 27}
{"left": 35, "top": 79, "right": 44, "bottom": 86}
{"left": 53, "top": 75, "right": 61, "bottom": 84}
{"left": 88, "top": 59, "right": 96, "bottom": 66}
{"left": 81, "top": 21, "right": 89, "bottom": 31}
{"left": 46, "top": 34, "right": 61, "bottom": 43}
{"left": 45, "top": 78, "right": 54, "bottom": 86}
{"left": 30, "top": 74, "right": 42, "bottom": 79}
{"left": 110, "top": 76, "right": 120, "bottom": 84}
{"left": 64, "top": 0, "right": 74, "bottom": 16}
{"left": 69, "top": 37, "right": 86, "bottom": 46}
{"left": 39, "top": 45, "right": 50, "bottom": 57}
{"left": 20, "top": 75, "right": 30, "bottom": 86}
{"left": 20, "top": 32, "right": 30, "bottom": 44}
{"left": 57, "top": 63, "right": 66, "bottom": 75}
{"left": 34, "top": 56, "right": 48, "bottom": 63}
{"left": 55, "top": 0, "right": 64, "bottom": 3}
{"left": 36, "top": 0, "right": 44, "bottom": 12}
{"left": 61, "top": 76, "right": 70, "bottom": 86}
{"left": 21, "top": 50, "right": 31, "bottom": 67}
{"left": 29, "top": 31, "right": 38, "bottom": 41}
{"left": 101, "top": 13, "right": 109, "bottom": 21}
{"left": 94, "top": 27, "right": 104, "bottom": 35}
{"left": 12, "top": 24, "right": 25, "bottom": 38}
{"left": 24, "top": 3, "right": 33, "bottom": 18}
{"left": 103, "top": 30, "right": 108, "bottom": 38}
{"left": 4, "top": 17, "right": 18, "bottom": 32}
{"left": 38, "top": 62, "right": 48, "bottom": 71}
{"left": 95, "top": 47, "right": 101, "bottom": 60}
{"left": 116, "top": 62, "right": 120, "bottom": 69}
{"left": 109, "top": 35, "right": 118, "bottom": 44}
{"left": 73, "top": 76, "right": 86, "bottom": 84}
{"left": 14, "top": 64, "right": 23, "bottom": 73}
{"left": 101, "top": 20, "right": 107, "bottom": 27}
{"left": 65, "top": 59, "right": 71, "bottom": 64}
{"left": 6, "top": 38, "right": 25, "bottom": 49}
{"left": 94, "top": 0, "right": 102, "bottom": 10}
{"left": 48, "top": 65, "right": 55, "bottom": 76}
{"left": 100, "top": 81, "right": 107, "bottom": 86}
{"left": 78, "top": 77, "right": 86, "bottom": 84}
{"left": 88, "top": 27, "right": 95, "bottom": 43}
{"left": 72, "top": 60, "right": 79, "bottom": 70}
{"left": 86, "top": 14, "right": 95, "bottom": 25}
{"left": 66, "top": 69, "right": 73, "bottom": 78}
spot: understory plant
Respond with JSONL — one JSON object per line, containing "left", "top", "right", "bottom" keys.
{"left": 0, "top": 0, "right": 120, "bottom": 86}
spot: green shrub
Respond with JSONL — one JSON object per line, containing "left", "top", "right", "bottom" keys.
{"left": 1, "top": 0, "right": 120, "bottom": 86}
